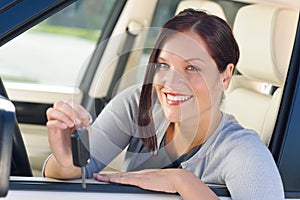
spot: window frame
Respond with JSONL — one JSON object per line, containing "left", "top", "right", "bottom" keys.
{"left": 269, "top": 12, "right": 300, "bottom": 198}
{"left": 0, "top": 0, "right": 76, "bottom": 47}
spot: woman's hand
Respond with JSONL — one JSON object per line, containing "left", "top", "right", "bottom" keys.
{"left": 93, "top": 168, "right": 219, "bottom": 200}
{"left": 94, "top": 169, "right": 178, "bottom": 193}
{"left": 45, "top": 99, "right": 92, "bottom": 179}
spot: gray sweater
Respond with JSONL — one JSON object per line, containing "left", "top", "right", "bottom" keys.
{"left": 87, "top": 84, "right": 284, "bottom": 199}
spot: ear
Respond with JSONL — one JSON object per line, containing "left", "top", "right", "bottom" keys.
{"left": 220, "top": 63, "right": 234, "bottom": 90}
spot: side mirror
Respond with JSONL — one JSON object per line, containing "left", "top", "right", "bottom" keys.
{"left": 0, "top": 96, "right": 15, "bottom": 197}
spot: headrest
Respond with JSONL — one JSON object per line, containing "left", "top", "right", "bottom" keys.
{"left": 175, "top": 0, "right": 227, "bottom": 21}
{"left": 233, "top": 4, "right": 298, "bottom": 87}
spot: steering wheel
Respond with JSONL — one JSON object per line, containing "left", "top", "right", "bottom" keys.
{"left": 0, "top": 78, "right": 32, "bottom": 177}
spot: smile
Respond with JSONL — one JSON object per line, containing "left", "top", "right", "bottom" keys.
{"left": 165, "top": 93, "right": 193, "bottom": 105}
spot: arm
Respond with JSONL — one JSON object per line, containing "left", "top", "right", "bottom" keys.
{"left": 175, "top": 170, "right": 219, "bottom": 200}
{"left": 44, "top": 154, "right": 81, "bottom": 179}
{"left": 93, "top": 169, "right": 219, "bottom": 200}
{"left": 85, "top": 85, "right": 141, "bottom": 177}
{"left": 223, "top": 135, "right": 284, "bottom": 200}
{"left": 45, "top": 99, "right": 91, "bottom": 179}
{"left": 45, "top": 85, "right": 139, "bottom": 179}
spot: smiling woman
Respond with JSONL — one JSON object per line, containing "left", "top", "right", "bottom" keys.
{"left": 0, "top": 0, "right": 299, "bottom": 199}
{"left": 44, "top": 8, "right": 284, "bottom": 200}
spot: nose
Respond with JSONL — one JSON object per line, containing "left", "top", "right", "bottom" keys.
{"left": 162, "top": 67, "right": 185, "bottom": 86}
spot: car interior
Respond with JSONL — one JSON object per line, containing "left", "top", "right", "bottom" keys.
{"left": 102, "top": 0, "right": 299, "bottom": 173}
{"left": 221, "top": 3, "right": 298, "bottom": 145}
{"left": 0, "top": 0, "right": 299, "bottom": 180}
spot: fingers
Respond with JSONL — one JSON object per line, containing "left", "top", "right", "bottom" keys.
{"left": 46, "top": 99, "right": 91, "bottom": 129}
{"left": 46, "top": 107, "right": 74, "bottom": 129}
{"left": 93, "top": 171, "right": 176, "bottom": 193}
{"left": 65, "top": 99, "right": 92, "bottom": 127}
{"left": 93, "top": 172, "right": 133, "bottom": 184}
{"left": 93, "top": 170, "right": 176, "bottom": 183}
{"left": 93, "top": 173, "right": 111, "bottom": 182}
{"left": 93, "top": 170, "right": 161, "bottom": 184}
{"left": 46, "top": 119, "right": 69, "bottom": 130}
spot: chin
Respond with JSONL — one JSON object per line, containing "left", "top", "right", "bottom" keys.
{"left": 164, "top": 112, "right": 182, "bottom": 123}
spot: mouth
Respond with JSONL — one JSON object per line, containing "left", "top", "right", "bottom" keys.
{"left": 164, "top": 92, "right": 193, "bottom": 105}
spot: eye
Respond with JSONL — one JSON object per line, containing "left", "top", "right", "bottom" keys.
{"left": 155, "top": 63, "right": 170, "bottom": 71}
{"left": 186, "top": 65, "right": 200, "bottom": 72}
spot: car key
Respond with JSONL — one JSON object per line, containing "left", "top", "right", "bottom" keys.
{"left": 71, "top": 128, "right": 90, "bottom": 189}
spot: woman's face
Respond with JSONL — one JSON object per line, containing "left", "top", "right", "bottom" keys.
{"left": 153, "top": 31, "right": 231, "bottom": 123}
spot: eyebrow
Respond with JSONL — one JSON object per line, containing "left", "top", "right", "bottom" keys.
{"left": 186, "top": 57, "right": 206, "bottom": 63}
{"left": 157, "top": 56, "right": 205, "bottom": 63}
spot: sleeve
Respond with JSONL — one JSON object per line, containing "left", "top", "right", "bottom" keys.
{"left": 41, "top": 153, "right": 53, "bottom": 177}
{"left": 85, "top": 85, "right": 141, "bottom": 178}
{"left": 222, "top": 134, "right": 284, "bottom": 200}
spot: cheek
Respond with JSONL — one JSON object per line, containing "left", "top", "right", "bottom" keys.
{"left": 189, "top": 75, "right": 214, "bottom": 107}
{"left": 153, "top": 72, "right": 164, "bottom": 85}
{"left": 194, "top": 75, "right": 224, "bottom": 108}
{"left": 154, "top": 83, "right": 163, "bottom": 102}
{"left": 189, "top": 75, "right": 208, "bottom": 95}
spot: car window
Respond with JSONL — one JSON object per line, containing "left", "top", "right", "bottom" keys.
{"left": 0, "top": 0, "right": 299, "bottom": 199}
{"left": 136, "top": 0, "right": 181, "bottom": 82}
{"left": 0, "top": 0, "right": 117, "bottom": 87}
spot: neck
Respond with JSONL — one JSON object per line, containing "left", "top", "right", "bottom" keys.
{"left": 165, "top": 110, "right": 222, "bottom": 158}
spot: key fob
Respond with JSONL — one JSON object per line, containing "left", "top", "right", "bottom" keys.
{"left": 71, "top": 128, "right": 90, "bottom": 167}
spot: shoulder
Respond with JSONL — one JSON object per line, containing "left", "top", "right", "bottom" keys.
{"left": 209, "top": 113, "right": 281, "bottom": 182}
{"left": 215, "top": 114, "right": 271, "bottom": 164}
{"left": 111, "top": 84, "right": 142, "bottom": 104}
{"left": 211, "top": 113, "right": 263, "bottom": 149}
{"left": 103, "top": 84, "right": 142, "bottom": 113}
{"left": 216, "top": 115, "right": 284, "bottom": 199}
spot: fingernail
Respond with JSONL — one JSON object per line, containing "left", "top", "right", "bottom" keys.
{"left": 61, "top": 123, "right": 68, "bottom": 129}
{"left": 93, "top": 173, "right": 103, "bottom": 178}
{"left": 67, "top": 120, "right": 74, "bottom": 127}
{"left": 93, "top": 173, "right": 105, "bottom": 181}
{"left": 93, "top": 173, "right": 99, "bottom": 177}
{"left": 75, "top": 118, "right": 82, "bottom": 126}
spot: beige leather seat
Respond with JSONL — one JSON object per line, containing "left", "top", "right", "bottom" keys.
{"left": 175, "top": 0, "right": 227, "bottom": 21}
{"left": 221, "top": 4, "right": 298, "bottom": 145}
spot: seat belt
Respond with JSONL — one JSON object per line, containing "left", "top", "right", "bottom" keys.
{"left": 96, "top": 21, "right": 142, "bottom": 113}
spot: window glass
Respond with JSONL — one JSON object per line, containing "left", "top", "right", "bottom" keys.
{"left": 0, "top": 0, "right": 117, "bottom": 87}
{"left": 137, "top": 0, "right": 181, "bottom": 82}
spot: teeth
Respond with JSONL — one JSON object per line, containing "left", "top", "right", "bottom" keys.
{"left": 166, "top": 94, "right": 192, "bottom": 101}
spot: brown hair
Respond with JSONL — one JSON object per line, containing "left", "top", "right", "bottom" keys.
{"left": 138, "top": 8, "right": 240, "bottom": 152}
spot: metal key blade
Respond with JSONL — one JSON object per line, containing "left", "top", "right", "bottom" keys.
{"left": 81, "top": 167, "right": 86, "bottom": 188}
{"left": 71, "top": 128, "right": 90, "bottom": 189}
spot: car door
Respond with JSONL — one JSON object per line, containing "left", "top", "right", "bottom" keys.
{"left": 1, "top": 0, "right": 300, "bottom": 199}
{"left": 1, "top": 0, "right": 163, "bottom": 175}
{"left": 0, "top": 0, "right": 125, "bottom": 176}
{"left": 0, "top": 0, "right": 179, "bottom": 176}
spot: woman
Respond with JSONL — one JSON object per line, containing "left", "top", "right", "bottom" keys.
{"left": 45, "top": 9, "right": 284, "bottom": 199}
